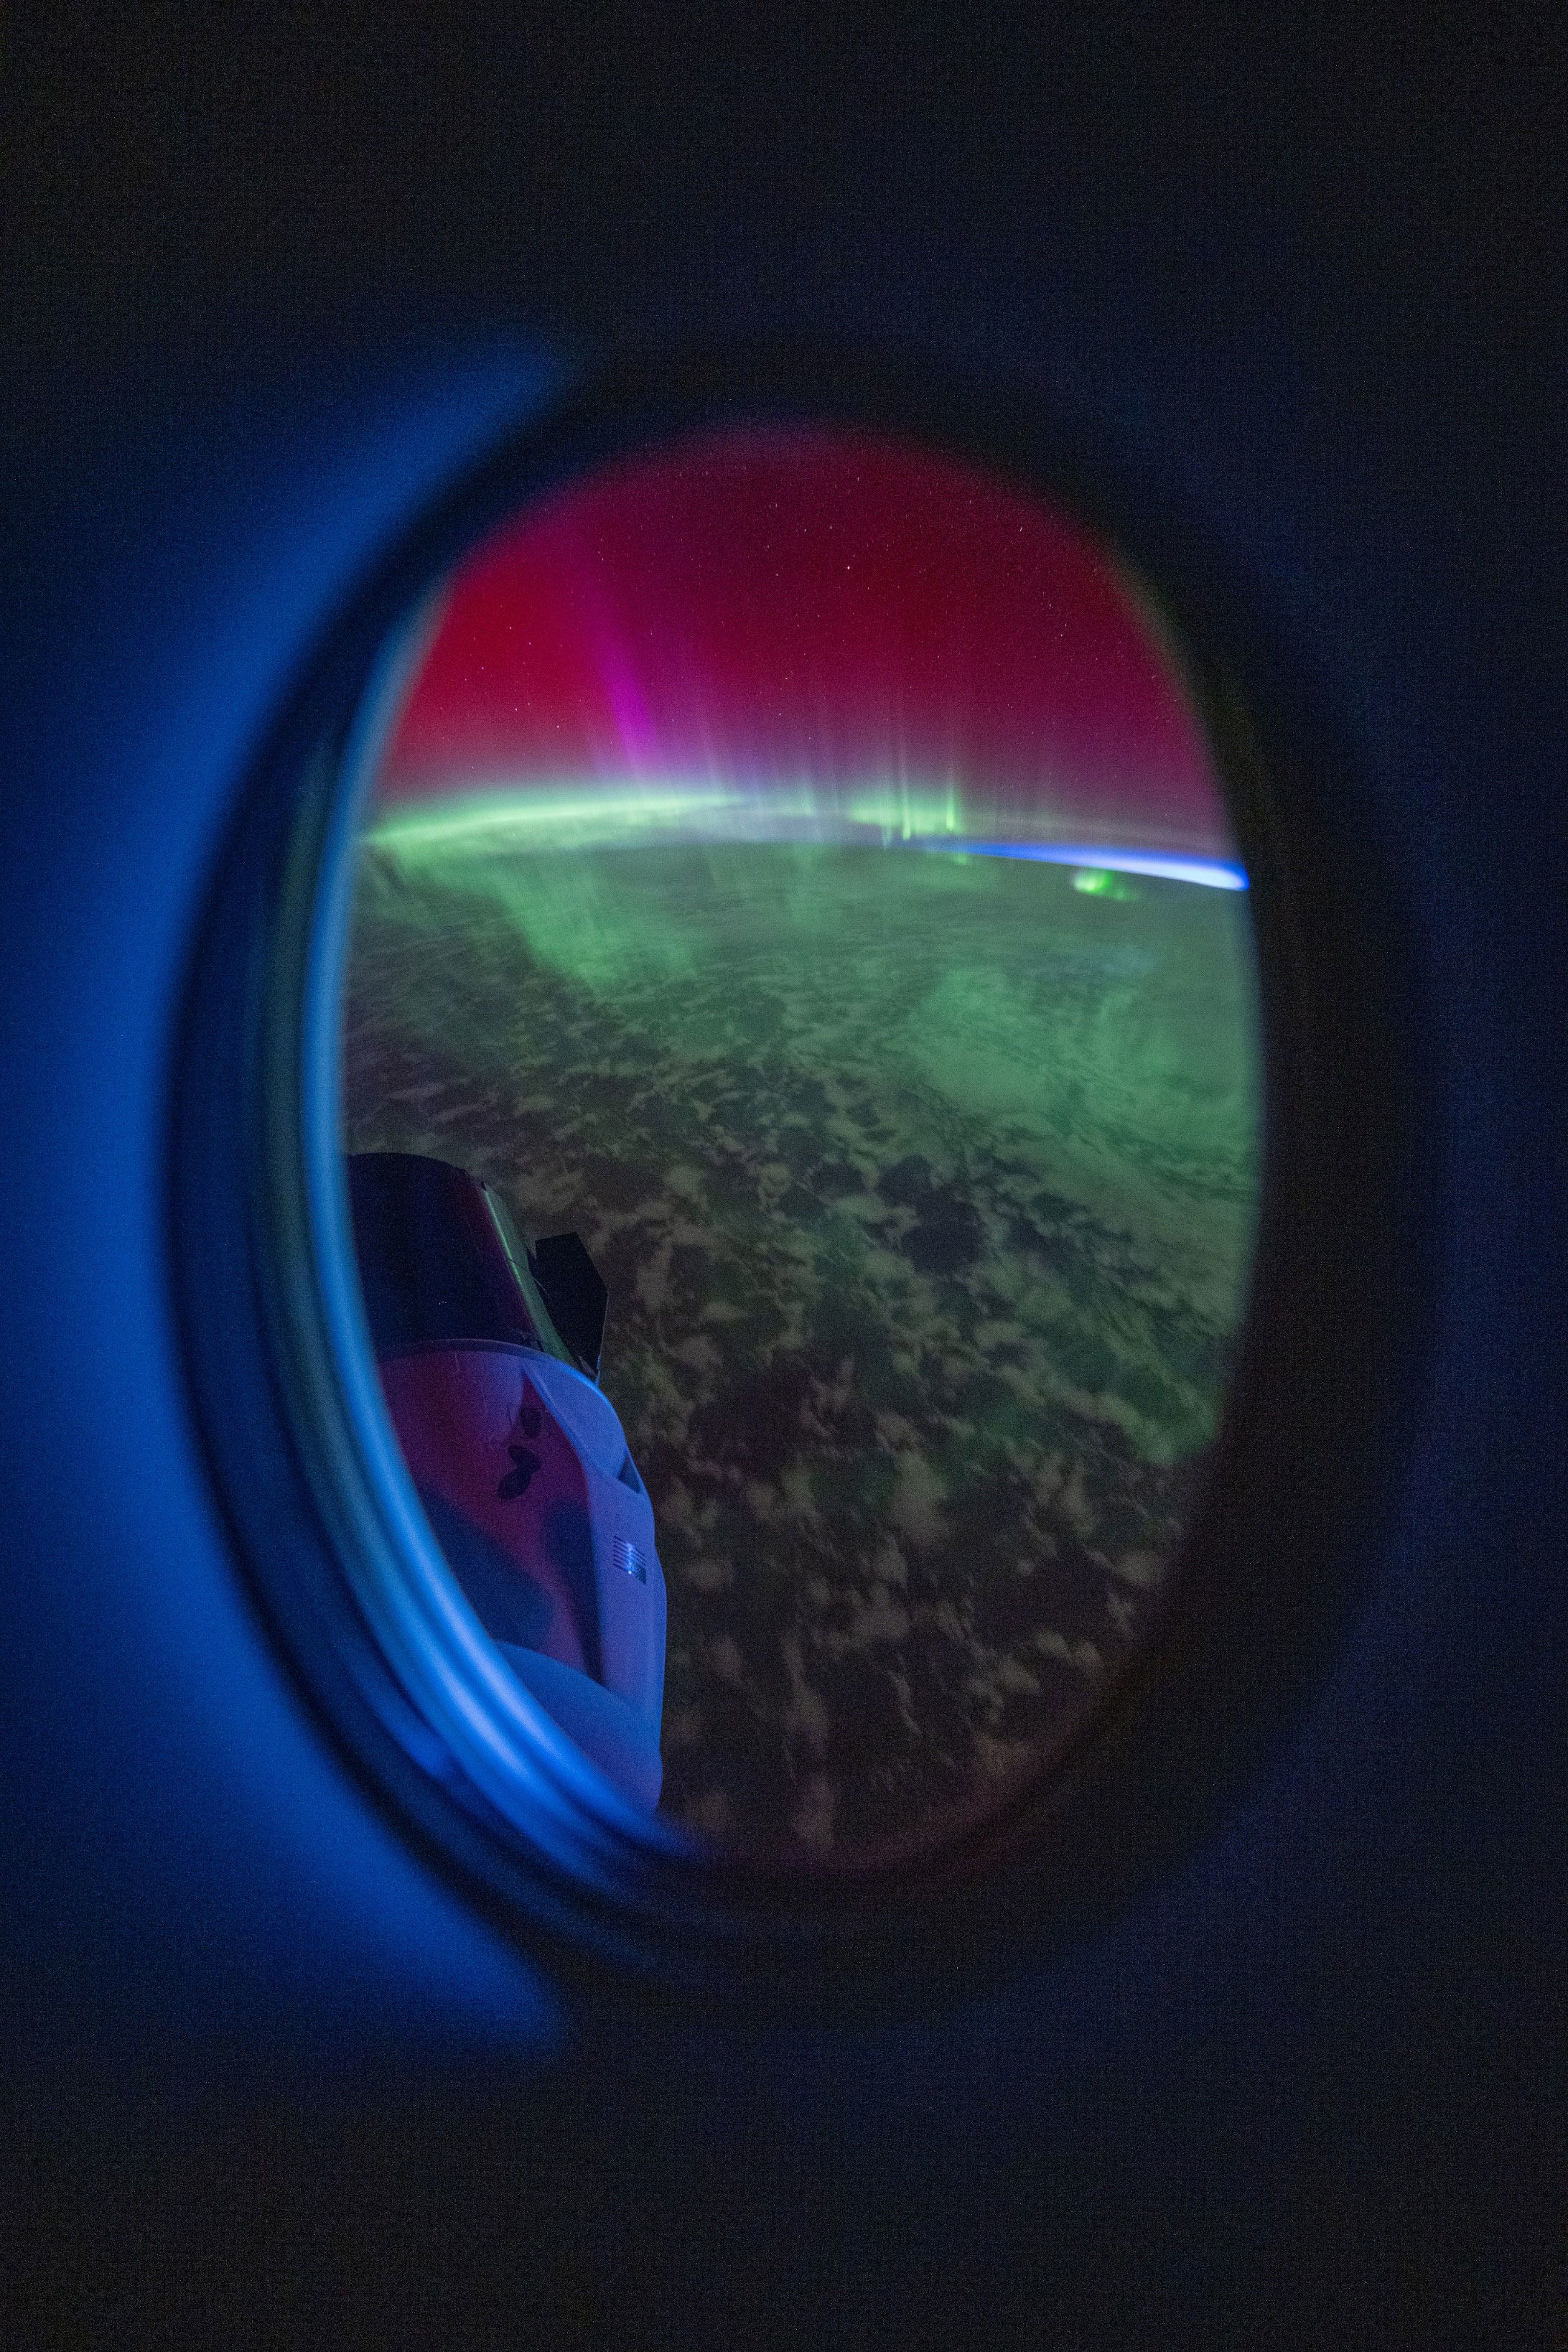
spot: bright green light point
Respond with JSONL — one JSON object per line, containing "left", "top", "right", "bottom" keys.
{"left": 1073, "top": 867, "right": 1142, "bottom": 901}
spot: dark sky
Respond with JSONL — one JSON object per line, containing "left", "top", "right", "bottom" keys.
{"left": 378, "top": 426, "right": 1231, "bottom": 854}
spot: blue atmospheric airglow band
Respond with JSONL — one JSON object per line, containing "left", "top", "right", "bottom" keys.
{"left": 925, "top": 841, "right": 1249, "bottom": 890}
{"left": 369, "top": 796, "right": 1249, "bottom": 890}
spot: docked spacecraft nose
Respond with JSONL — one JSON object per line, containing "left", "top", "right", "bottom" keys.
{"left": 346, "top": 1151, "right": 666, "bottom": 1810}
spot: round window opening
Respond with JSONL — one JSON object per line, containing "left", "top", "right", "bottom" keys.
{"left": 335, "top": 421, "right": 1262, "bottom": 1868}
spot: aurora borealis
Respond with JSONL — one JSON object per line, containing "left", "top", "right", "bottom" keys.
{"left": 375, "top": 426, "right": 1231, "bottom": 862}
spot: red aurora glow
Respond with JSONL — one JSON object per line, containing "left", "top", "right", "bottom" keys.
{"left": 378, "top": 427, "right": 1228, "bottom": 854}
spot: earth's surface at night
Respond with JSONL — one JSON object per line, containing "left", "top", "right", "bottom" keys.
{"left": 344, "top": 831, "right": 1260, "bottom": 1857}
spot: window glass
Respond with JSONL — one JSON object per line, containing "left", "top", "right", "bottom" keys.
{"left": 342, "top": 426, "right": 1261, "bottom": 1859}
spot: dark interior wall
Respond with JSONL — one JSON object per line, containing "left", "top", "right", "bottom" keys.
{"left": 2, "top": 12, "right": 1564, "bottom": 2346}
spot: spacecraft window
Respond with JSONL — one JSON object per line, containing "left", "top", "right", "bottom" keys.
{"left": 327, "top": 420, "right": 1263, "bottom": 1873}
